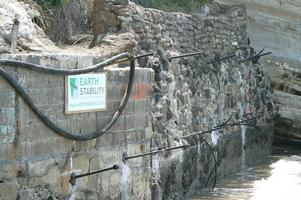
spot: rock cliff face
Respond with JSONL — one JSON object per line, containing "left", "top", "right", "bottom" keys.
{"left": 217, "top": 0, "right": 301, "bottom": 143}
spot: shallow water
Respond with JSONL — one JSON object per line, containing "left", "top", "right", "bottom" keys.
{"left": 189, "top": 149, "right": 301, "bottom": 200}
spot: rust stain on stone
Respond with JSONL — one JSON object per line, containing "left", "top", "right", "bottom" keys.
{"left": 131, "top": 83, "right": 149, "bottom": 100}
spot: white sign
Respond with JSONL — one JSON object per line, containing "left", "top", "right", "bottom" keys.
{"left": 65, "top": 73, "right": 107, "bottom": 113}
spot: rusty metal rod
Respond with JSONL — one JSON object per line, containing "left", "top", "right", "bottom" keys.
{"left": 69, "top": 165, "right": 119, "bottom": 185}
{"left": 124, "top": 145, "right": 190, "bottom": 161}
{"left": 168, "top": 51, "right": 203, "bottom": 60}
{"left": 206, "top": 54, "right": 236, "bottom": 65}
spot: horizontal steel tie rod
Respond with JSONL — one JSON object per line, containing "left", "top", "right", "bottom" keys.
{"left": 69, "top": 165, "right": 119, "bottom": 186}
{"left": 168, "top": 51, "right": 203, "bottom": 60}
{"left": 238, "top": 52, "right": 272, "bottom": 64}
{"left": 180, "top": 114, "right": 264, "bottom": 139}
{"left": 110, "top": 52, "right": 154, "bottom": 64}
{"left": 123, "top": 145, "right": 190, "bottom": 161}
{"left": 206, "top": 54, "right": 236, "bottom": 65}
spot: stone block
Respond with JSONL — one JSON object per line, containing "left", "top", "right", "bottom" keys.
{"left": 123, "top": 99, "right": 135, "bottom": 114}
{"left": 113, "top": 131, "right": 126, "bottom": 146}
{"left": 0, "top": 76, "right": 12, "bottom": 89}
{"left": 18, "top": 101, "right": 39, "bottom": 125}
{"left": 51, "top": 137, "right": 73, "bottom": 156}
{"left": 98, "top": 147, "right": 118, "bottom": 166}
{"left": 124, "top": 114, "right": 135, "bottom": 130}
{"left": 28, "top": 159, "right": 56, "bottom": 177}
{"left": 126, "top": 143, "right": 144, "bottom": 167}
{"left": 0, "top": 89, "right": 15, "bottom": 107}
{"left": 0, "top": 125, "right": 16, "bottom": 144}
{"left": 0, "top": 144, "right": 7, "bottom": 161}
{"left": 0, "top": 181, "right": 19, "bottom": 200}
{"left": 24, "top": 122, "right": 50, "bottom": 142}
{"left": 126, "top": 130, "right": 144, "bottom": 144}
{"left": 23, "top": 139, "right": 53, "bottom": 161}
{"left": 96, "top": 132, "right": 114, "bottom": 147}
{"left": 134, "top": 99, "right": 148, "bottom": 114}
{"left": 78, "top": 139, "right": 97, "bottom": 152}
{"left": 0, "top": 107, "right": 15, "bottom": 125}
{"left": 96, "top": 115, "right": 113, "bottom": 130}
{"left": 130, "top": 83, "right": 149, "bottom": 100}
{"left": 0, "top": 161, "right": 22, "bottom": 179}
{"left": 134, "top": 113, "right": 147, "bottom": 130}
{"left": 109, "top": 114, "right": 126, "bottom": 132}
{"left": 144, "top": 125, "right": 154, "bottom": 140}
{"left": 107, "top": 83, "right": 125, "bottom": 101}
{"left": 5, "top": 142, "right": 21, "bottom": 161}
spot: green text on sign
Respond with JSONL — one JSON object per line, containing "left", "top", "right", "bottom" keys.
{"left": 65, "top": 73, "right": 107, "bottom": 113}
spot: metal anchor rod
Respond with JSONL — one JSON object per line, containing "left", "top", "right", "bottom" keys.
{"left": 168, "top": 51, "right": 203, "bottom": 60}
{"left": 179, "top": 124, "right": 226, "bottom": 139}
{"left": 114, "top": 52, "right": 154, "bottom": 64}
{"left": 124, "top": 145, "right": 190, "bottom": 161}
{"left": 168, "top": 52, "right": 236, "bottom": 64}
{"left": 206, "top": 54, "right": 236, "bottom": 65}
{"left": 228, "top": 114, "right": 264, "bottom": 127}
{"left": 135, "top": 52, "right": 154, "bottom": 59}
{"left": 69, "top": 165, "right": 119, "bottom": 184}
{"left": 238, "top": 52, "right": 272, "bottom": 64}
{"left": 180, "top": 114, "right": 264, "bottom": 139}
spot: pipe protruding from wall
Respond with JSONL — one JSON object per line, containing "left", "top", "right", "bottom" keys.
{"left": 123, "top": 145, "right": 190, "bottom": 161}
{"left": 168, "top": 52, "right": 203, "bottom": 60}
{"left": 69, "top": 165, "right": 119, "bottom": 186}
{"left": 135, "top": 52, "right": 154, "bottom": 59}
{"left": 206, "top": 54, "right": 236, "bottom": 65}
{"left": 238, "top": 48, "right": 272, "bottom": 64}
{"left": 179, "top": 113, "right": 264, "bottom": 139}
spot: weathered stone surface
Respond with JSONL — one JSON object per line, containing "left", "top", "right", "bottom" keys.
{"left": 0, "top": 181, "right": 19, "bottom": 200}
{"left": 264, "top": 59, "right": 301, "bottom": 142}
{"left": 0, "top": 53, "right": 153, "bottom": 199}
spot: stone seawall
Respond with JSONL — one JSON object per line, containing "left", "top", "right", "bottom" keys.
{"left": 0, "top": 53, "right": 154, "bottom": 199}
{"left": 0, "top": 2, "right": 275, "bottom": 200}
{"left": 91, "top": 2, "right": 275, "bottom": 199}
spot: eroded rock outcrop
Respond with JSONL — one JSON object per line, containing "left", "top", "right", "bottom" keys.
{"left": 266, "top": 59, "right": 301, "bottom": 143}
{"left": 0, "top": 0, "right": 56, "bottom": 53}
{"left": 217, "top": 0, "right": 301, "bottom": 143}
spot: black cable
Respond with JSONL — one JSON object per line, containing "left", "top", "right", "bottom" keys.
{"left": 199, "top": 136, "right": 217, "bottom": 191}
{"left": 0, "top": 52, "right": 134, "bottom": 75}
{"left": 213, "top": 113, "right": 234, "bottom": 129}
{"left": 0, "top": 53, "right": 136, "bottom": 141}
